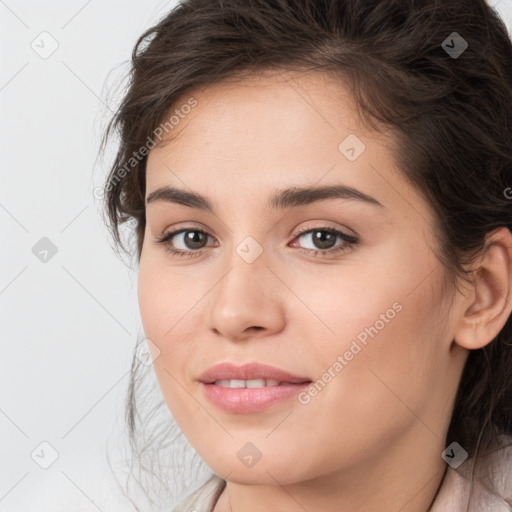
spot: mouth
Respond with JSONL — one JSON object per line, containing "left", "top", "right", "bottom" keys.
{"left": 210, "top": 378, "right": 310, "bottom": 387}
{"left": 198, "top": 362, "right": 313, "bottom": 413}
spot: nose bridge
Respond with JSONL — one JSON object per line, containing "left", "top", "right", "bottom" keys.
{"left": 234, "top": 233, "right": 266, "bottom": 267}
{"left": 207, "top": 231, "right": 282, "bottom": 337}
{"left": 221, "top": 233, "right": 269, "bottom": 298}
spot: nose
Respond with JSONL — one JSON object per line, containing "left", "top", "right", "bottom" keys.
{"left": 206, "top": 240, "right": 286, "bottom": 341}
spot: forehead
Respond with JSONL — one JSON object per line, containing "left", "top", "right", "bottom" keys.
{"left": 144, "top": 70, "right": 433, "bottom": 228}
{"left": 152, "top": 69, "right": 369, "bottom": 152}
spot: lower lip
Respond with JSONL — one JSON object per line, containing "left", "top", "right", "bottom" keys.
{"left": 201, "top": 382, "right": 311, "bottom": 413}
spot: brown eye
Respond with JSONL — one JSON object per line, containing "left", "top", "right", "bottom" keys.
{"left": 291, "top": 227, "right": 358, "bottom": 256}
{"left": 299, "top": 230, "right": 338, "bottom": 250}
{"left": 176, "top": 230, "right": 209, "bottom": 250}
{"left": 154, "top": 228, "right": 214, "bottom": 258}
{"left": 154, "top": 225, "right": 358, "bottom": 259}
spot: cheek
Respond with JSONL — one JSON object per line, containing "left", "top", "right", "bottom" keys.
{"left": 137, "top": 262, "right": 164, "bottom": 340}
{"left": 283, "top": 279, "right": 446, "bottom": 475}
{"left": 137, "top": 263, "right": 201, "bottom": 427}
{"left": 292, "top": 242, "right": 446, "bottom": 418}
{"left": 137, "top": 251, "right": 196, "bottom": 343}
{"left": 137, "top": 257, "right": 183, "bottom": 372}
{"left": 137, "top": 255, "right": 206, "bottom": 389}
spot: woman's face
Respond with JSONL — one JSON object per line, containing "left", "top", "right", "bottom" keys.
{"left": 138, "top": 71, "right": 467, "bottom": 488}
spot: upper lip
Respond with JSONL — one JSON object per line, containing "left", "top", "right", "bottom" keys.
{"left": 198, "top": 362, "right": 312, "bottom": 384}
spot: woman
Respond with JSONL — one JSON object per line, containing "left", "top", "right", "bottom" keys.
{"left": 99, "top": 0, "right": 512, "bottom": 510}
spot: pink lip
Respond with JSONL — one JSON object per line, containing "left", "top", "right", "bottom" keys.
{"left": 201, "top": 383, "right": 311, "bottom": 413}
{"left": 197, "top": 362, "right": 311, "bottom": 384}
{"left": 198, "top": 362, "right": 312, "bottom": 414}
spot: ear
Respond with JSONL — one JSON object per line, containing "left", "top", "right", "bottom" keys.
{"left": 454, "top": 227, "right": 512, "bottom": 350}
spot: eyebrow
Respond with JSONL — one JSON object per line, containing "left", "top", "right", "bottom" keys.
{"left": 146, "top": 184, "right": 385, "bottom": 212}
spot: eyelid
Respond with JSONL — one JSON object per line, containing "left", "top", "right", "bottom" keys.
{"left": 292, "top": 221, "right": 358, "bottom": 240}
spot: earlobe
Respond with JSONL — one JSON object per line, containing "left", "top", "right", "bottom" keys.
{"left": 453, "top": 227, "right": 512, "bottom": 351}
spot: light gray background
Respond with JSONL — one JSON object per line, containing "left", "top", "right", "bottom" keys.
{"left": 1, "top": 0, "right": 511, "bottom": 510}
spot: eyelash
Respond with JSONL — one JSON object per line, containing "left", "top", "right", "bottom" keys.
{"left": 153, "top": 224, "right": 358, "bottom": 259}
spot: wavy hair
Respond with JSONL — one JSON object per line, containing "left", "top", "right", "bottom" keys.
{"left": 99, "top": 0, "right": 512, "bottom": 509}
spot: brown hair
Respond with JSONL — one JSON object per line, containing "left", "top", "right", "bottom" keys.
{"left": 99, "top": 0, "right": 512, "bottom": 508}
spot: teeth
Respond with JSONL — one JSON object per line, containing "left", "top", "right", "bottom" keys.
{"left": 213, "top": 379, "right": 281, "bottom": 388}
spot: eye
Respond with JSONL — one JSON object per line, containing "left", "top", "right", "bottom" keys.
{"left": 154, "top": 228, "right": 215, "bottom": 258}
{"left": 290, "top": 225, "right": 358, "bottom": 257}
{"left": 153, "top": 225, "right": 358, "bottom": 259}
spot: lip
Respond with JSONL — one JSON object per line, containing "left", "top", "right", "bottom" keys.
{"left": 198, "top": 362, "right": 311, "bottom": 384}
{"left": 198, "top": 362, "right": 312, "bottom": 414}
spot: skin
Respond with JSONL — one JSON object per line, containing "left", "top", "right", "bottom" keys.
{"left": 137, "top": 70, "right": 512, "bottom": 512}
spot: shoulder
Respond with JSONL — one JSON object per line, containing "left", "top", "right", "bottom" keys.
{"left": 430, "top": 434, "right": 512, "bottom": 512}
{"left": 171, "top": 474, "right": 226, "bottom": 512}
